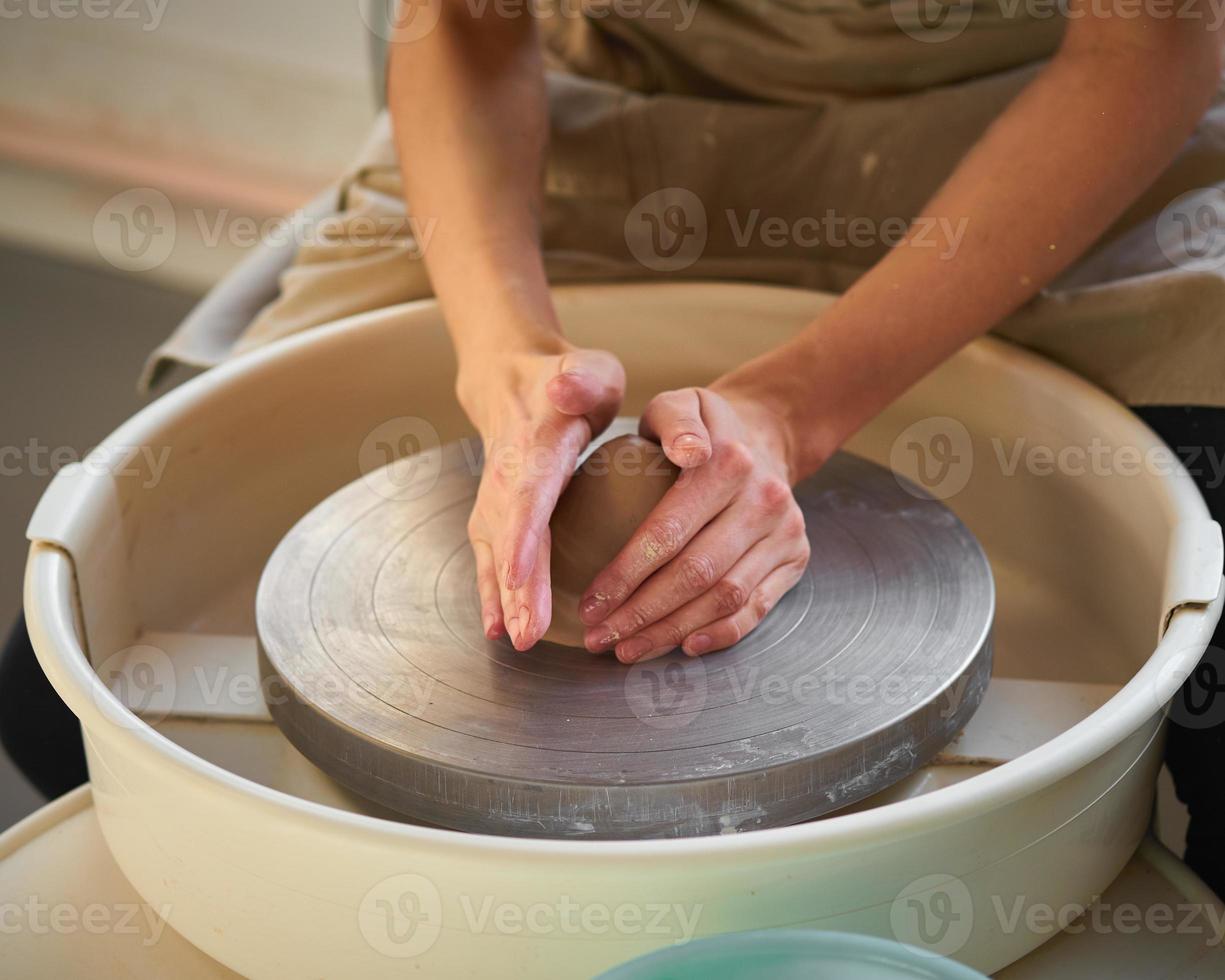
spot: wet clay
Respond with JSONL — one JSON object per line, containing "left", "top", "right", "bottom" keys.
{"left": 544, "top": 434, "right": 680, "bottom": 647}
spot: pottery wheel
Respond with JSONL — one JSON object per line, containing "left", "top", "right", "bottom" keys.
{"left": 257, "top": 422, "right": 994, "bottom": 839}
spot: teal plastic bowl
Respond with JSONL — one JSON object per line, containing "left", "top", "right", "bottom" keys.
{"left": 595, "top": 931, "right": 989, "bottom": 980}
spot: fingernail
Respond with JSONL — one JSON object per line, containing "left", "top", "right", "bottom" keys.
{"left": 506, "top": 615, "right": 519, "bottom": 644}
{"left": 482, "top": 612, "right": 496, "bottom": 637}
{"left": 674, "top": 433, "right": 704, "bottom": 450}
{"left": 551, "top": 368, "right": 586, "bottom": 389}
{"left": 580, "top": 593, "right": 609, "bottom": 625}
{"left": 515, "top": 606, "right": 531, "bottom": 647}
{"left": 618, "top": 636, "right": 654, "bottom": 662}
{"left": 586, "top": 626, "right": 619, "bottom": 652}
{"left": 686, "top": 634, "right": 712, "bottom": 655}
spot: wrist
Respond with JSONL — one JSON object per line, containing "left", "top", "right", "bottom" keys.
{"left": 448, "top": 286, "right": 565, "bottom": 355}
{"left": 454, "top": 334, "right": 575, "bottom": 436}
{"left": 712, "top": 351, "right": 847, "bottom": 484}
{"left": 439, "top": 244, "right": 567, "bottom": 365}
{"left": 452, "top": 310, "right": 569, "bottom": 363}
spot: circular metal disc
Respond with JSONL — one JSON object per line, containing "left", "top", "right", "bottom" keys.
{"left": 257, "top": 423, "right": 994, "bottom": 839}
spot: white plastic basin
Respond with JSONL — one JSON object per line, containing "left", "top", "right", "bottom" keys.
{"left": 23, "top": 283, "right": 1224, "bottom": 977}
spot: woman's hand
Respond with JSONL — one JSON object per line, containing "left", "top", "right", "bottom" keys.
{"left": 460, "top": 342, "right": 625, "bottom": 650}
{"left": 578, "top": 383, "right": 811, "bottom": 663}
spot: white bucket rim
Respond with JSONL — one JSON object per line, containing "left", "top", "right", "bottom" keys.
{"left": 24, "top": 282, "right": 1225, "bottom": 860}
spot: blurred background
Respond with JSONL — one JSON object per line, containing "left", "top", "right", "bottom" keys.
{"left": 0, "top": 0, "right": 382, "bottom": 828}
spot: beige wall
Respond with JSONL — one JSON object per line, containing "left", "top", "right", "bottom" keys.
{"left": 0, "top": 0, "right": 379, "bottom": 289}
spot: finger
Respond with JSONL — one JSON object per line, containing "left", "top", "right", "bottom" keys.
{"left": 501, "top": 421, "right": 590, "bottom": 590}
{"left": 546, "top": 350, "right": 625, "bottom": 431}
{"left": 605, "top": 532, "right": 801, "bottom": 662}
{"left": 472, "top": 537, "right": 505, "bottom": 639}
{"left": 682, "top": 559, "right": 809, "bottom": 658}
{"left": 639, "top": 388, "right": 712, "bottom": 468}
{"left": 589, "top": 476, "right": 796, "bottom": 645}
{"left": 584, "top": 509, "right": 770, "bottom": 652}
{"left": 502, "top": 528, "right": 553, "bottom": 651}
{"left": 579, "top": 441, "right": 751, "bottom": 625}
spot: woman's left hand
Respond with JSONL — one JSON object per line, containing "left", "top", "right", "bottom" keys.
{"left": 579, "top": 384, "right": 811, "bottom": 662}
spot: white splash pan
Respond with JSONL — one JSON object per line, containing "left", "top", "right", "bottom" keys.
{"left": 23, "top": 283, "right": 1224, "bottom": 977}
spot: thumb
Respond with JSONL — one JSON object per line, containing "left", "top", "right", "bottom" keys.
{"left": 639, "top": 387, "right": 712, "bottom": 468}
{"left": 546, "top": 349, "right": 626, "bottom": 433}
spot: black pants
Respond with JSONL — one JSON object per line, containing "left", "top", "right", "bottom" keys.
{"left": 0, "top": 612, "right": 87, "bottom": 799}
{"left": 2, "top": 408, "right": 1224, "bottom": 896}
{"left": 1136, "top": 407, "right": 1225, "bottom": 899}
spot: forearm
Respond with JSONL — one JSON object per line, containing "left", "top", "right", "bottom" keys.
{"left": 721, "top": 17, "right": 1221, "bottom": 480}
{"left": 387, "top": 5, "right": 561, "bottom": 365}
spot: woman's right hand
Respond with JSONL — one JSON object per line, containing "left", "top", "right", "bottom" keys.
{"left": 459, "top": 341, "right": 625, "bottom": 650}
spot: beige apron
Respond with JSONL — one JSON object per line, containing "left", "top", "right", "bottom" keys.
{"left": 146, "top": 2, "right": 1225, "bottom": 406}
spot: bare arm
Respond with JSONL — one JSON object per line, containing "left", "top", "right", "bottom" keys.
{"left": 389, "top": 4, "right": 625, "bottom": 650}
{"left": 581, "top": 11, "right": 1223, "bottom": 661}
{"left": 389, "top": 3, "right": 555, "bottom": 359}
{"left": 722, "top": 11, "right": 1223, "bottom": 478}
